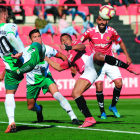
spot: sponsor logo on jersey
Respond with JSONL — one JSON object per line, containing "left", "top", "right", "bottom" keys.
{"left": 117, "top": 37, "right": 121, "bottom": 42}
{"left": 0, "top": 30, "right": 6, "bottom": 35}
{"left": 94, "top": 43, "right": 109, "bottom": 48}
{"left": 80, "top": 36, "right": 84, "bottom": 41}
{"left": 11, "top": 25, "right": 16, "bottom": 31}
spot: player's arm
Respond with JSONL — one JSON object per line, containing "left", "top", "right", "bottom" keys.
{"left": 113, "top": 29, "right": 132, "bottom": 64}
{"left": 119, "top": 41, "right": 132, "bottom": 64}
{"left": 7, "top": 24, "right": 24, "bottom": 54}
{"left": 55, "top": 52, "right": 67, "bottom": 61}
{"left": 60, "top": 44, "right": 86, "bottom": 51}
{"left": 0, "top": 69, "right": 6, "bottom": 82}
{"left": 45, "top": 56, "right": 66, "bottom": 72}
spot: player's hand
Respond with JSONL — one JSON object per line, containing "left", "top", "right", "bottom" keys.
{"left": 70, "top": 67, "right": 77, "bottom": 78}
{"left": 0, "top": 74, "right": 4, "bottom": 82}
{"left": 60, "top": 45, "right": 66, "bottom": 50}
{"left": 126, "top": 56, "right": 132, "bottom": 65}
{"left": 11, "top": 52, "right": 23, "bottom": 59}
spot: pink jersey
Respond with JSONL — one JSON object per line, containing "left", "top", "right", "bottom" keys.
{"left": 79, "top": 26, "right": 122, "bottom": 56}
{"left": 60, "top": 40, "right": 91, "bottom": 74}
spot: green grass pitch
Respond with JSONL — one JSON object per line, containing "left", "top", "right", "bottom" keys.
{"left": 0, "top": 99, "right": 140, "bottom": 140}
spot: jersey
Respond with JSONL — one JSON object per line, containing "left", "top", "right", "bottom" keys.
{"left": 60, "top": 40, "right": 91, "bottom": 74}
{"left": 0, "top": 23, "right": 30, "bottom": 71}
{"left": 79, "top": 25, "right": 122, "bottom": 56}
{"left": 26, "top": 45, "right": 58, "bottom": 85}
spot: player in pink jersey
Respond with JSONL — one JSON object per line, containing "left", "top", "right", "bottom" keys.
{"left": 45, "top": 33, "right": 140, "bottom": 127}
{"left": 78, "top": 15, "right": 133, "bottom": 119}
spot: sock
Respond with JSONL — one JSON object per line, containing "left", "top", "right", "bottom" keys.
{"left": 31, "top": 103, "right": 41, "bottom": 113}
{"left": 96, "top": 91, "right": 105, "bottom": 114}
{"left": 75, "top": 95, "right": 92, "bottom": 118}
{"left": 105, "top": 55, "right": 129, "bottom": 69}
{"left": 5, "top": 94, "right": 15, "bottom": 125}
{"left": 53, "top": 92, "right": 77, "bottom": 120}
{"left": 111, "top": 87, "right": 121, "bottom": 107}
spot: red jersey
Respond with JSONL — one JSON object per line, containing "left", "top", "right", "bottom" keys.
{"left": 60, "top": 40, "right": 91, "bottom": 74}
{"left": 79, "top": 26, "right": 122, "bottom": 56}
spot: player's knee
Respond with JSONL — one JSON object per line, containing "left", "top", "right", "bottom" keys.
{"left": 115, "top": 80, "right": 123, "bottom": 89}
{"left": 95, "top": 82, "right": 103, "bottom": 91}
{"left": 27, "top": 104, "right": 35, "bottom": 110}
{"left": 72, "top": 90, "right": 82, "bottom": 99}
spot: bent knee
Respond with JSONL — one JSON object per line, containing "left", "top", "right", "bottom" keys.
{"left": 115, "top": 79, "right": 123, "bottom": 88}
{"left": 27, "top": 104, "right": 35, "bottom": 110}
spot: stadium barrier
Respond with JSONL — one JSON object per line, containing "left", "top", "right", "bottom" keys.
{"left": 0, "top": 66, "right": 140, "bottom": 101}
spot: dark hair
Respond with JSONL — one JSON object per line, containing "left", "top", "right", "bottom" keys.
{"left": 29, "top": 29, "right": 40, "bottom": 39}
{"left": 85, "top": 14, "right": 91, "bottom": 21}
{"left": 0, "top": 5, "right": 7, "bottom": 13}
{"left": 60, "top": 33, "right": 72, "bottom": 41}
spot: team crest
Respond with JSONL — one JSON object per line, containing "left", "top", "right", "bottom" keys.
{"left": 16, "top": 69, "right": 20, "bottom": 74}
{"left": 106, "top": 36, "right": 110, "bottom": 41}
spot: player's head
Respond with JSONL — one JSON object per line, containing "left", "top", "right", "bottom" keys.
{"left": 0, "top": 6, "right": 9, "bottom": 23}
{"left": 60, "top": 33, "right": 72, "bottom": 46}
{"left": 96, "top": 15, "right": 108, "bottom": 32}
{"left": 29, "top": 29, "right": 42, "bottom": 45}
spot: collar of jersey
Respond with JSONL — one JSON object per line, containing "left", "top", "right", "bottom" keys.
{"left": 95, "top": 25, "right": 108, "bottom": 33}
{"left": 0, "top": 23, "right": 5, "bottom": 27}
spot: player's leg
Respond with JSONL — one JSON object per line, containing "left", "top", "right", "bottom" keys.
{"left": 4, "top": 71, "right": 24, "bottom": 133}
{"left": 43, "top": 73, "right": 79, "bottom": 124}
{"left": 95, "top": 82, "right": 106, "bottom": 119}
{"left": 26, "top": 85, "right": 43, "bottom": 122}
{"left": 105, "top": 64, "right": 122, "bottom": 118}
{"left": 72, "top": 78, "right": 96, "bottom": 127}
{"left": 72, "top": 64, "right": 99, "bottom": 127}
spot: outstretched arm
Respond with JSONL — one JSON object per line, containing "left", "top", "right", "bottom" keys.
{"left": 45, "top": 56, "right": 64, "bottom": 72}
{"left": 55, "top": 52, "right": 67, "bottom": 61}
{"left": 119, "top": 41, "right": 132, "bottom": 64}
{"left": 60, "top": 44, "right": 86, "bottom": 51}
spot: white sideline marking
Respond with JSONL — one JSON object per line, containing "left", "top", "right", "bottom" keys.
{"left": 0, "top": 121, "right": 140, "bottom": 135}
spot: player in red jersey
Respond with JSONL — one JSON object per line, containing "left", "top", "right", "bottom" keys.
{"left": 45, "top": 33, "right": 140, "bottom": 127}
{"left": 77, "top": 15, "right": 133, "bottom": 119}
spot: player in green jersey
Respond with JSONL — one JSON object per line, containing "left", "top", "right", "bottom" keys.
{"left": 26, "top": 29, "right": 79, "bottom": 124}
{"left": 0, "top": 6, "right": 45, "bottom": 133}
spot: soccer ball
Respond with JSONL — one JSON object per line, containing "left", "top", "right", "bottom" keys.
{"left": 99, "top": 5, "right": 115, "bottom": 20}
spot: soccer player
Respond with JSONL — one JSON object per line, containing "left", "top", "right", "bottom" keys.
{"left": 45, "top": 33, "right": 139, "bottom": 127}
{"left": 0, "top": 6, "right": 46, "bottom": 133}
{"left": 76, "top": 15, "right": 136, "bottom": 119}
{"left": 26, "top": 29, "right": 79, "bottom": 124}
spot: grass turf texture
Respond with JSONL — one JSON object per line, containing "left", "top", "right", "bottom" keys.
{"left": 0, "top": 99, "right": 140, "bottom": 140}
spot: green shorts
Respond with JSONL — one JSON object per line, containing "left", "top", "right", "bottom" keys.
{"left": 26, "top": 73, "right": 55, "bottom": 100}
{"left": 5, "top": 70, "right": 24, "bottom": 90}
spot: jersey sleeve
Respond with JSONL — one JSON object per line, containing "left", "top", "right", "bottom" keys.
{"left": 60, "top": 60, "right": 69, "bottom": 70}
{"left": 78, "top": 28, "right": 94, "bottom": 43}
{"left": 6, "top": 23, "right": 18, "bottom": 37}
{"left": 45, "top": 45, "right": 58, "bottom": 58}
{"left": 112, "top": 29, "right": 122, "bottom": 44}
{"left": 71, "top": 39, "right": 82, "bottom": 45}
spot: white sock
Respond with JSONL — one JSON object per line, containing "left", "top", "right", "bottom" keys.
{"left": 5, "top": 94, "right": 15, "bottom": 125}
{"left": 53, "top": 92, "right": 77, "bottom": 120}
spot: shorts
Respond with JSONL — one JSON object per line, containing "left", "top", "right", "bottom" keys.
{"left": 5, "top": 70, "right": 24, "bottom": 90}
{"left": 79, "top": 53, "right": 103, "bottom": 85}
{"left": 26, "top": 73, "right": 55, "bottom": 100}
{"left": 95, "top": 63, "right": 122, "bottom": 83}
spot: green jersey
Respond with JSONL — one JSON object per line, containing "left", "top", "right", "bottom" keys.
{"left": 26, "top": 44, "right": 58, "bottom": 85}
